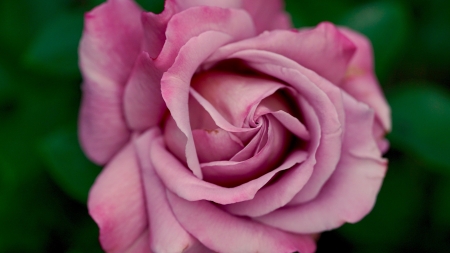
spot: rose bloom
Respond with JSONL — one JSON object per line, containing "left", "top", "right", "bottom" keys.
{"left": 78, "top": 0, "right": 391, "bottom": 252}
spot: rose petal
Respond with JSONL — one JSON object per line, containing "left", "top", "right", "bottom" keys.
{"left": 339, "top": 28, "right": 390, "bottom": 130}
{"left": 169, "top": 0, "right": 291, "bottom": 33}
{"left": 155, "top": 6, "right": 256, "bottom": 70}
{"left": 166, "top": 191, "right": 316, "bottom": 253}
{"left": 170, "top": 0, "right": 242, "bottom": 11}
{"left": 270, "top": 110, "right": 310, "bottom": 140}
{"left": 122, "top": 231, "right": 150, "bottom": 253}
{"left": 189, "top": 87, "right": 261, "bottom": 133}
{"left": 251, "top": 90, "right": 296, "bottom": 124}
{"left": 78, "top": 0, "right": 143, "bottom": 164}
{"left": 373, "top": 119, "right": 390, "bottom": 153}
{"left": 123, "top": 52, "right": 166, "bottom": 130}
{"left": 88, "top": 143, "right": 147, "bottom": 252}
{"left": 193, "top": 128, "right": 244, "bottom": 163}
{"left": 208, "top": 22, "right": 356, "bottom": 85}
{"left": 255, "top": 92, "right": 387, "bottom": 233}
{"left": 189, "top": 91, "right": 219, "bottom": 131}
{"left": 151, "top": 135, "right": 308, "bottom": 205}
{"left": 191, "top": 71, "right": 286, "bottom": 128}
{"left": 230, "top": 121, "right": 265, "bottom": 162}
{"left": 141, "top": 3, "right": 175, "bottom": 58}
{"left": 135, "top": 128, "right": 202, "bottom": 253}
{"left": 163, "top": 115, "right": 189, "bottom": 163}
{"left": 242, "top": 0, "right": 292, "bottom": 32}
{"left": 338, "top": 27, "right": 391, "bottom": 138}
{"left": 268, "top": 11, "right": 292, "bottom": 31}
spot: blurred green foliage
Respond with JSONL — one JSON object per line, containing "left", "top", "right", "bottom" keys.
{"left": 0, "top": 0, "right": 449, "bottom": 252}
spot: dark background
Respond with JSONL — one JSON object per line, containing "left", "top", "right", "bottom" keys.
{"left": 0, "top": 0, "right": 449, "bottom": 252}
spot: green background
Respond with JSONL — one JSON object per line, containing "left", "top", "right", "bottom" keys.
{"left": 0, "top": 0, "right": 449, "bottom": 252}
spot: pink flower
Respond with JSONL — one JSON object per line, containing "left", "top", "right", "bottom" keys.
{"left": 78, "top": 0, "right": 391, "bottom": 252}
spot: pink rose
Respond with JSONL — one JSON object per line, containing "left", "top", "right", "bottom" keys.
{"left": 79, "top": 0, "right": 391, "bottom": 252}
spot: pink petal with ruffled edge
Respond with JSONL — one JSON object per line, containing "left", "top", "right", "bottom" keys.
{"left": 123, "top": 52, "right": 166, "bottom": 130}
{"left": 151, "top": 135, "right": 308, "bottom": 205}
{"left": 338, "top": 27, "right": 391, "bottom": 152}
{"left": 339, "top": 27, "right": 391, "bottom": 131}
{"left": 134, "top": 128, "right": 204, "bottom": 253}
{"left": 170, "top": 0, "right": 242, "bottom": 11}
{"left": 166, "top": 191, "right": 316, "bottom": 253}
{"left": 88, "top": 143, "right": 147, "bottom": 252}
{"left": 140, "top": 3, "right": 175, "bottom": 58}
{"left": 242, "top": 0, "right": 292, "bottom": 32}
{"left": 169, "top": 0, "right": 291, "bottom": 33}
{"left": 255, "top": 92, "right": 387, "bottom": 233}
{"left": 155, "top": 6, "right": 256, "bottom": 70}
{"left": 78, "top": 0, "right": 143, "bottom": 164}
{"left": 208, "top": 22, "right": 356, "bottom": 85}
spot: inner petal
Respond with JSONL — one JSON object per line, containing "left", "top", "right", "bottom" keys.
{"left": 193, "top": 128, "right": 244, "bottom": 163}
{"left": 191, "top": 70, "right": 285, "bottom": 128}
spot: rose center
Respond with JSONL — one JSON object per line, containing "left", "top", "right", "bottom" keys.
{"left": 164, "top": 71, "right": 295, "bottom": 187}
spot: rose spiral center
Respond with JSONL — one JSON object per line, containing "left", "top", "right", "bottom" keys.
{"left": 164, "top": 71, "right": 296, "bottom": 187}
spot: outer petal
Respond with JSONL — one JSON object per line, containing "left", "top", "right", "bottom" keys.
{"left": 78, "top": 0, "right": 143, "bottom": 164}
{"left": 123, "top": 231, "right": 151, "bottom": 253}
{"left": 167, "top": 191, "right": 316, "bottom": 253}
{"left": 255, "top": 92, "right": 387, "bottom": 233}
{"left": 141, "top": 3, "right": 175, "bottom": 58}
{"left": 242, "top": 0, "right": 292, "bottom": 32}
{"left": 123, "top": 52, "right": 166, "bottom": 130}
{"left": 168, "top": 0, "right": 291, "bottom": 32}
{"left": 135, "top": 129, "right": 202, "bottom": 253}
{"left": 338, "top": 27, "right": 391, "bottom": 136}
{"left": 88, "top": 143, "right": 147, "bottom": 253}
{"left": 169, "top": 0, "right": 242, "bottom": 11}
{"left": 208, "top": 22, "right": 356, "bottom": 85}
{"left": 155, "top": 6, "right": 256, "bottom": 71}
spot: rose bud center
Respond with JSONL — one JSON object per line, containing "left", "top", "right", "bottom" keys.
{"left": 164, "top": 71, "right": 296, "bottom": 187}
